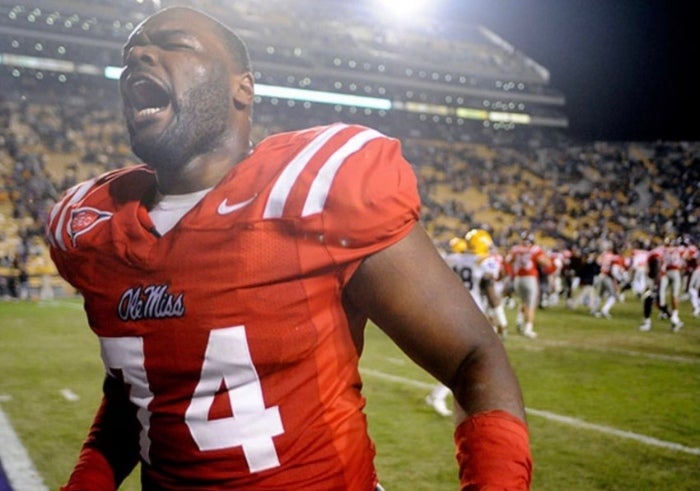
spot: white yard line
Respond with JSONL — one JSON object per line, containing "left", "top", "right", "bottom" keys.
{"left": 536, "top": 339, "right": 700, "bottom": 364}
{"left": 0, "top": 407, "right": 49, "bottom": 491}
{"left": 60, "top": 389, "right": 80, "bottom": 402}
{"left": 526, "top": 408, "right": 700, "bottom": 455}
{"left": 362, "top": 368, "right": 435, "bottom": 390}
{"left": 360, "top": 367, "right": 700, "bottom": 456}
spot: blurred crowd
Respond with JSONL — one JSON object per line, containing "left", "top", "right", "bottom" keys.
{"left": 0, "top": 96, "right": 698, "bottom": 301}
{"left": 409, "top": 139, "right": 699, "bottom": 251}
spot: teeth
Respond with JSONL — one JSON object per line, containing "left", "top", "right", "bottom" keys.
{"left": 137, "top": 107, "right": 163, "bottom": 116}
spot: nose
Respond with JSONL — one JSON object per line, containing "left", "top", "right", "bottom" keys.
{"left": 126, "top": 44, "right": 157, "bottom": 66}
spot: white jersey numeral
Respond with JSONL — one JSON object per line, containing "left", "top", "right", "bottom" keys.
{"left": 100, "top": 336, "right": 155, "bottom": 463}
{"left": 185, "top": 326, "right": 284, "bottom": 472}
{"left": 100, "top": 326, "right": 284, "bottom": 473}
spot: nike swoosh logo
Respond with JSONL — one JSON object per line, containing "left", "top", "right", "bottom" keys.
{"left": 217, "top": 194, "right": 257, "bottom": 215}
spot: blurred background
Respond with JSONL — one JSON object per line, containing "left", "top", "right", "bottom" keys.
{"left": 0, "top": 0, "right": 697, "bottom": 295}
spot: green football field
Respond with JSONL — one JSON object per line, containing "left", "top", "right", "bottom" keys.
{"left": 1, "top": 293, "right": 698, "bottom": 490}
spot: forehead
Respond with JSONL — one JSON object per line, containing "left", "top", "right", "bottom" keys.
{"left": 128, "top": 9, "right": 223, "bottom": 45}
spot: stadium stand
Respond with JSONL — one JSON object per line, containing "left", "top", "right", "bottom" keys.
{"left": 0, "top": 0, "right": 698, "bottom": 299}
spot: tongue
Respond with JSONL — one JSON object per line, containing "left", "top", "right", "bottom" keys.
{"left": 131, "top": 80, "right": 169, "bottom": 111}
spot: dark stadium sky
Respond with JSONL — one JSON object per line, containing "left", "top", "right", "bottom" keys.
{"left": 434, "top": 0, "right": 698, "bottom": 142}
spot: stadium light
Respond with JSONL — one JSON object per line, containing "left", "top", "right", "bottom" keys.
{"left": 373, "top": 0, "right": 431, "bottom": 23}
{"left": 255, "top": 84, "right": 392, "bottom": 110}
{"left": 104, "top": 66, "right": 123, "bottom": 79}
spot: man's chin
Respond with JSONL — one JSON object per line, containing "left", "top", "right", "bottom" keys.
{"left": 128, "top": 125, "right": 161, "bottom": 160}
{"left": 130, "top": 140, "right": 164, "bottom": 166}
{"left": 131, "top": 138, "right": 189, "bottom": 171}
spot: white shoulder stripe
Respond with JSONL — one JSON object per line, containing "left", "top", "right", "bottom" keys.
{"left": 52, "top": 179, "right": 96, "bottom": 251}
{"left": 263, "top": 124, "right": 348, "bottom": 219}
{"left": 48, "top": 181, "right": 85, "bottom": 225}
{"left": 302, "top": 129, "right": 382, "bottom": 217}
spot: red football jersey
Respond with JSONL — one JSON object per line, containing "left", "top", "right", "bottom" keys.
{"left": 48, "top": 123, "right": 420, "bottom": 490}
{"left": 506, "top": 244, "right": 546, "bottom": 277}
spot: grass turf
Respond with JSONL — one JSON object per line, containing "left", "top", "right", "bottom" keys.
{"left": 1, "top": 293, "right": 698, "bottom": 490}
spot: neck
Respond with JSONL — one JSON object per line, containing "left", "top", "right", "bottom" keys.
{"left": 154, "top": 140, "right": 253, "bottom": 195}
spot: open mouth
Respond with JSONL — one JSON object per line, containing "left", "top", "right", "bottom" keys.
{"left": 125, "top": 76, "right": 172, "bottom": 121}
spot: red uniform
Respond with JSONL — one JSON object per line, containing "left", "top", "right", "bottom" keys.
{"left": 48, "top": 123, "right": 420, "bottom": 490}
{"left": 506, "top": 243, "right": 548, "bottom": 278}
{"left": 598, "top": 251, "right": 627, "bottom": 283}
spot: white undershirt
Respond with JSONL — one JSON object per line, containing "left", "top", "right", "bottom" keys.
{"left": 148, "top": 188, "right": 212, "bottom": 235}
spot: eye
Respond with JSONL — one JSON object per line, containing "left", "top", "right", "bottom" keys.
{"left": 160, "top": 33, "right": 196, "bottom": 51}
{"left": 163, "top": 42, "right": 192, "bottom": 50}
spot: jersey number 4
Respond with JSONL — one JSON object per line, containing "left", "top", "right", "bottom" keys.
{"left": 100, "top": 326, "right": 285, "bottom": 473}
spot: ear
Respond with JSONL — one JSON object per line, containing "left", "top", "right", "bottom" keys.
{"left": 232, "top": 71, "right": 254, "bottom": 110}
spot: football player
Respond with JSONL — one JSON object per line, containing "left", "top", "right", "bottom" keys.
{"left": 442, "top": 230, "right": 508, "bottom": 336}
{"left": 465, "top": 229, "right": 509, "bottom": 337}
{"left": 639, "top": 237, "right": 682, "bottom": 332}
{"left": 505, "top": 232, "right": 556, "bottom": 338}
{"left": 686, "top": 240, "right": 700, "bottom": 317}
{"left": 592, "top": 243, "right": 628, "bottom": 319}
{"left": 629, "top": 239, "right": 650, "bottom": 297}
{"left": 662, "top": 236, "right": 685, "bottom": 327}
{"left": 47, "top": 6, "right": 531, "bottom": 491}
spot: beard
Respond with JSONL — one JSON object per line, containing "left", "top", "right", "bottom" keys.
{"left": 127, "top": 71, "right": 230, "bottom": 171}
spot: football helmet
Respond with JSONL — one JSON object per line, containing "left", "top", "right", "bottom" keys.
{"left": 520, "top": 231, "right": 534, "bottom": 244}
{"left": 465, "top": 229, "right": 494, "bottom": 255}
{"left": 449, "top": 236, "right": 468, "bottom": 253}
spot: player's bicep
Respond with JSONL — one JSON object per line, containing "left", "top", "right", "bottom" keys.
{"left": 344, "top": 224, "right": 498, "bottom": 384}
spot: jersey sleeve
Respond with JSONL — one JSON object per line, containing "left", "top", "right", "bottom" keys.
{"left": 46, "top": 178, "right": 100, "bottom": 288}
{"left": 61, "top": 376, "right": 140, "bottom": 491}
{"left": 46, "top": 166, "right": 154, "bottom": 289}
{"left": 319, "top": 132, "right": 421, "bottom": 264}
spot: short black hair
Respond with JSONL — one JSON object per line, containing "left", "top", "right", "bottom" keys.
{"left": 214, "top": 22, "right": 252, "bottom": 73}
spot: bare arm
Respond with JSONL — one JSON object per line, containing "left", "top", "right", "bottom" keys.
{"left": 344, "top": 224, "right": 526, "bottom": 423}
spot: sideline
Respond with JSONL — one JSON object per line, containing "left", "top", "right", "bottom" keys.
{"left": 0, "top": 407, "right": 49, "bottom": 491}
{"left": 360, "top": 368, "right": 700, "bottom": 456}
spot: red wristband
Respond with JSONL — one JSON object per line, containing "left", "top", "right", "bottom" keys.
{"left": 454, "top": 410, "right": 532, "bottom": 491}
